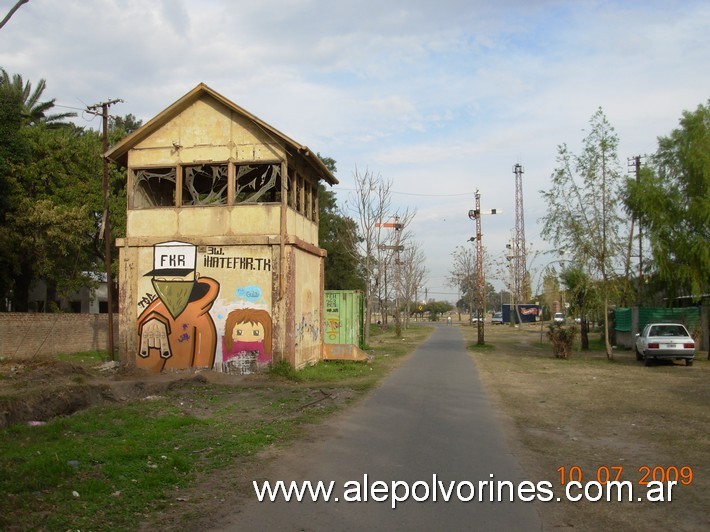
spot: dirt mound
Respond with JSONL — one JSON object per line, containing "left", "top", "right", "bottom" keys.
{"left": 0, "top": 357, "right": 239, "bottom": 429}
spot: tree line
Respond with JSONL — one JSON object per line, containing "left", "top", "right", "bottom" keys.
{"left": 0, "top": 69, "right": 141, "bottom": 311}
{"left": 447, "top": 103, "right": 709, "bottom": 357}
{"left": 0, "top": 69, "right": 427, "bottom": 325}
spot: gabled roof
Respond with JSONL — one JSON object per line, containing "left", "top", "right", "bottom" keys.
{"left": 105, "top": 83, "right": 338, "bottom": 185}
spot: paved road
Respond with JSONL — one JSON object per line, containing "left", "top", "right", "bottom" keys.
{"left": 215, "top": 325, "right": 542, "bottom": 531}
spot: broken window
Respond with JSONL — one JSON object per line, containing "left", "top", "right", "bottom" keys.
{"left": 182, "top": 164, "right": 228, "bottom": 206}
{"left": 312, "top": 184, "right": 319, "bottom": 221}
{"left": 133, "top": 167, "right": 176, "bottom": 208}
{"left": 295, "top": 175, "right": 303, "bottom": 213}
{"left": 235, "top": 164, "right": 281, "bottom": 203}
{"left": 286, "top": 171, "right": 294, "bottom": 209}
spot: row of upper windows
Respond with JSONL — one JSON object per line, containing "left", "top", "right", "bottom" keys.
{"left": 131, "top": 162, "right": 319, "bottom": 220}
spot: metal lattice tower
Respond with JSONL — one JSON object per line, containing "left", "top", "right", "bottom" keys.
{"left": 513, "top": 163, "right": 526, "bottom": 303}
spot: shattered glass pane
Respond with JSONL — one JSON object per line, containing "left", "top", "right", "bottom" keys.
{"left": 287, "top": 173, "right": 295, "bottom": 208}
{"left": 235, "top": 164, "right": 280, "bottom": 203}
{"left": 182, "top": 164, "right": 228, "bottom": 205}
{"left": 133, "top": 167, "right": 177, "bottom": 208}
{"left": 311, "top": 184, "right": 318, "bottom": 220}
{"left": 295, "top": 176, "right": 303, "bottom": 213}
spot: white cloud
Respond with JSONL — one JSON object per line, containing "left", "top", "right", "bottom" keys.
{"left": 1, "top": 0, "right": 708, "bottom": 297}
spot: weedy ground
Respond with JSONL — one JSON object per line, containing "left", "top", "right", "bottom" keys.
{"left": 0, "top": 324, "right": 432, "bottom": 531}
{"left": 464, "top": 322, "right": 709, "bottom": 531}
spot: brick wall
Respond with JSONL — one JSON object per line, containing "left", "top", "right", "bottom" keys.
{"left": 0, "top": 313, "right": 118, "bottom": 359}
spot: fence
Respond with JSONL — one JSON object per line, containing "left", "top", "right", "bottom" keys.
{"left": 615, "top": 306, "right": 707, "bottom": 351}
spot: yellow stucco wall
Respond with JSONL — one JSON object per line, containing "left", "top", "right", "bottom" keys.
{"left": 127, "top": 205, "right": 282, "bottom": 239}
{"left": 117, "top": 91, "right": 326, "bottom": 373}
{"left": 127, "top": 97, "right": 285, "bottom": 167}
{"left": 291, "top": 248, "right": 324, "bottom": 369}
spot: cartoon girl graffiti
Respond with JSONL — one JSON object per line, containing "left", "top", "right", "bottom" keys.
{"left": 222, "top": 308, "right": 272, "bottom": 373}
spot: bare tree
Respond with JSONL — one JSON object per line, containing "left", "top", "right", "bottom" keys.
{"left": 449, "top": 243, "right": 492, "bottom": 322}
{"left": 345, "top": 169, "right": 393, "bottom": 346}
{"left": 400, "top": 241, "right": 427, "bottom": 329}
{"left": 346, "top": 169, "right": 417, "bottom": 341}
{"left": 448, "top": 245, "right": 477, "bottom": 320}
{"left": 388, "top": 210, "right": 417, "bottom": 336}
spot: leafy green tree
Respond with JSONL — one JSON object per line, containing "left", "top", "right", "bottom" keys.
{"left": 560, "top": 265, "right": 597, "bottom": 349}
{"left": 0, "top": 71, "right": 115, "bottom": 311}
{"left": 317, "top": 154, "right": 365, "bottom": 291}
{"left": 426, "top": 300, "right": 453, "bottom": 321}
{"left": 540, "top": 108, "right": 629, "bottom": 359}
{"left": 0, "top": 81, "right": 28, "bottom": 309}
{"left": 106, "top": 114, "right": 142, "bottom": 252}
{"left": 0, "top": 69, "right": 76, "bottom": 126}
{"left": 0, "top": 123, "right": 102, "bottom": 310}
{"left": 623, "top": 101, "right": 710, "bottom": 299}
{"left": 110, "top": 114, "right": 142, "bottom": 136}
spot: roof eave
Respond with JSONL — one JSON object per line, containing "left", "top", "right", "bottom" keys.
{"left": 105, "top": 83, "right": 339, "bottom": 185}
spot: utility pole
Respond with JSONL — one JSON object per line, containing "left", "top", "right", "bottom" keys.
{"left": 468, "top": 191, "right": 500, "bottom": 345}
{"left": 628, "top": 155, "right": 644, "bottom": 301}
{"left": 87, "top": 98, "right": 123, "bottom": 361}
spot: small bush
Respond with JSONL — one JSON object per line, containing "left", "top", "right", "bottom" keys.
{"left": 547, "top": 324, "right": 577, "bottom": 359}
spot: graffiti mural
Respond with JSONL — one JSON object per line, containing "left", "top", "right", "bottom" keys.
{"left": 137, "top": 241, "right": 219, "bottom": 372}
{"left": 222, "top": 308, "right": 272, "bottom": 374}
{"left": 136, "top": 241, "right": 274, "bottom": 374}
{"left": 324, "top": 292, "right": 341, "bottom": 341}
{"left": 201, "top": 245, "right": 273, "bottom": 374}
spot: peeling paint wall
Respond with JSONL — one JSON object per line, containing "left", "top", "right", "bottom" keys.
{"left": 291, "top": 248, "right": 324, "bottom": 368}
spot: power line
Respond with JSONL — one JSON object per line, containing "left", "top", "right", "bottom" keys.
{"left": 336, "top": 187, "right": 475, "bottom": 197}
{"left": 53, "top": 103, "right": 91, "bottom": 113}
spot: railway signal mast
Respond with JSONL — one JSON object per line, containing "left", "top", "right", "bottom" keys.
{"left": 468, "top": 191, "right": 500, "bottom": 345}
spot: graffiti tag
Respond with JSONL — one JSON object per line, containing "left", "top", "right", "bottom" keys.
{"left": 202, "top": 255, "right": 271, "bottom": 271}
{"left": 137, "top": 292, "right": 158, "bottom": 309}
{"left": 236, "top": 285, "right": 263, "bottom": 303}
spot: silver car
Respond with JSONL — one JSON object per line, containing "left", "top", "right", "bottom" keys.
{"left": 635, "top": 323, "right": 695, "bottom": 366}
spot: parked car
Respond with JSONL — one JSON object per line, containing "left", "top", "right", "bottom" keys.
{"left": 553, "top": 312, "right": 564, "bottom": 324}
{"left": 492, "top": 311, "right": 503, "bottom": 325}
{"left": 635, "top": 323, "right": 695, "bottom": 366}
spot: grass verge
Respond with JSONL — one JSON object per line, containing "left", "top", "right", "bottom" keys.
{"left": 462, "top": 322, "right": 710, "bottom": 531}
{"left": 0, "top": 325, "right": 433, "bottom": 531}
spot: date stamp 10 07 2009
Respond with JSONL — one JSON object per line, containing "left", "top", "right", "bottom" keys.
{"left": 556, "top": 465, "right": 694, "bottom": 486}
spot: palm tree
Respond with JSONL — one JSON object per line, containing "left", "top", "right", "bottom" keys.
{"left": 0, "top": 69, "right": 75, "bottom": 126}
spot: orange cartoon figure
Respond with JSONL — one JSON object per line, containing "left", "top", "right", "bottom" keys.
{"left": 222, "top": 308, "right": 272, "bottom": 374}
{"left": 137, "top": 241, "right": 219, "bottom": 372}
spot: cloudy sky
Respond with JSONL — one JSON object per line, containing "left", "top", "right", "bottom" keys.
{"left": 2, "top": 0, "right": 708, "bottom": 300}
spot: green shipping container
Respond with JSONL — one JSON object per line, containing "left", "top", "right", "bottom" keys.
{"left": 324, "top": 290, "right": 364, "bottom": 348}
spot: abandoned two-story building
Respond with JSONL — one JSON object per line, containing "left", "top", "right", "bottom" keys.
{"left": 106, "top": 83, "right": 337, "bottom": 373}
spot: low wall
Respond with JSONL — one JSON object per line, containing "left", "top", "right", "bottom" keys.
{"left": 0, "top": 313, "right": 118, "bottom": 359}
